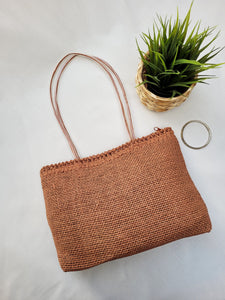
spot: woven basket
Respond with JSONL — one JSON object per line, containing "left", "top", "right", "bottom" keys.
{"left": 135, "top": 59, "right": 196, "bottom": 112}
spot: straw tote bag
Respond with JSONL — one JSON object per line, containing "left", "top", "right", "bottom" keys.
{"left": 40, "top": 53, "right": 212, "bottom": 272}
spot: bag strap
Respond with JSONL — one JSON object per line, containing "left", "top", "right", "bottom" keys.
{"left": 50, "top": 53, "right": 136, "bottom": 160}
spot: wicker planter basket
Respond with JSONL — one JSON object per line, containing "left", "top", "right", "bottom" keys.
{"left": 135, "top": 59, "right": 196, "bottom": 112}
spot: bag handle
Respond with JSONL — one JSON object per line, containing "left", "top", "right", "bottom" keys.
{"left": 50, "top": 53, "right": 136, "bottom": 160}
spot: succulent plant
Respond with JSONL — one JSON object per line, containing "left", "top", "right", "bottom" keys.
{"left": 136, "top": 2, "right": 224, "bottom": 98}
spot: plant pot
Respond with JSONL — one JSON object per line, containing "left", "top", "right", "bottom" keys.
{"left": 135, "top": 59, "right": 196, "bottom": 112}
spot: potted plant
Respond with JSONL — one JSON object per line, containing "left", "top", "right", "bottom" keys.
{"left": 136, "top": 2, "right": 224, "bottom": 112}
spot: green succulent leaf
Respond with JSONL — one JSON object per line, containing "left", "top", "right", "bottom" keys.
{"left": 174, "top": 59, "right": 203, "bottom": 66}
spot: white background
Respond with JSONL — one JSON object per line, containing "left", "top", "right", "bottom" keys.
{"left": 1, "top": 0, "right": 225, "bottom": 299}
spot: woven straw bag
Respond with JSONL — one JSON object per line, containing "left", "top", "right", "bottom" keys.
{"left": 40, "top": 53, "right": 211, "bottom": 272}
{"left": 135, "top": 58, "right": 196, "bottom": 112}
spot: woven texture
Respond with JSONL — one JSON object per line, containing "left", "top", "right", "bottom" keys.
{"left": 40, "top": 127, "right": 211, "bottom": 272}
{"left": 135, "top": 60, "right": 196, "bottom": 112}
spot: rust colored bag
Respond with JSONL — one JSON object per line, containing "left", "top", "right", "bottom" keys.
{"left": 40, "top": 53, "right": 212, "bottom": 272}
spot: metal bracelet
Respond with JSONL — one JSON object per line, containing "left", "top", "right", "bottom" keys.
{"left": 181, "top": 120, "right": 212, "bottom": 150}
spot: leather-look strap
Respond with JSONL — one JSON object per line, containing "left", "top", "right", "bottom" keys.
{"left": 50, "top": 53, "right": 135, "bottom": 160}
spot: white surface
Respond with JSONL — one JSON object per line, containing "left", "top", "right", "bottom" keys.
{"left": 1, "top": 0, "right": 225, "bottom": 299}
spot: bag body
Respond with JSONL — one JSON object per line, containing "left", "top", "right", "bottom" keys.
{"left": 40, "top": 53, "right": 211, "bottom": 272}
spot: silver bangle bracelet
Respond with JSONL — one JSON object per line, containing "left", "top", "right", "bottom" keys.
{"left": 181, "top": 120, "right": 212, "bottom": 150}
